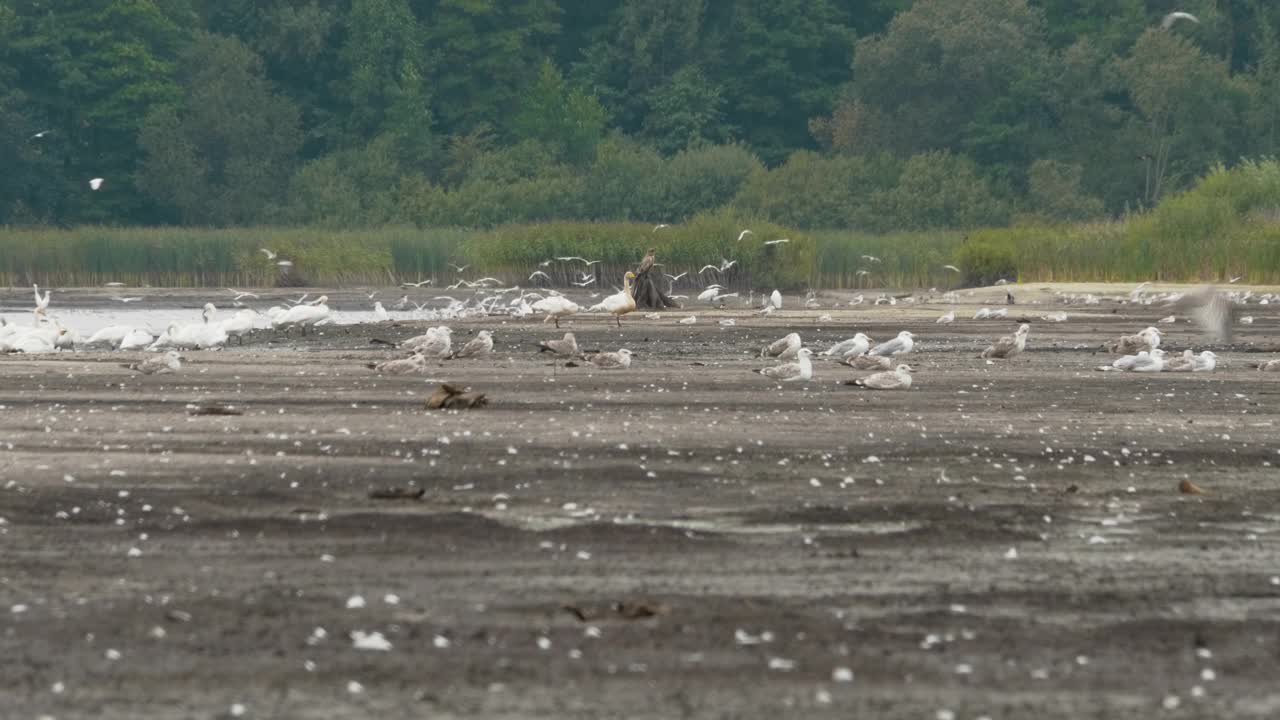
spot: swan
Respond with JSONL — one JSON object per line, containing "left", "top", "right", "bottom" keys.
{"left": 219, "top": 309, "right": 258, "bottom": 345}
{"left": 119, "top": 328, "right": 154, "bottom": 351}
{"left": 588, "top": 272, "right": 637, "bottom": 327}
{"left": 151, "top": 304, "right": 228, "bottom": 350}
{"left": 532, "top": 296, "right": 580, "bottom": 328}
{"left": 373, "top": 302, "right": 390, "bottom": 322}
{"left": 273, "top": 296, "right": 331, "bottom": 335}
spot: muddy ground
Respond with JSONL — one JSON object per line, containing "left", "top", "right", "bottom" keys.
{"left": 2, "top": 284, "right": 1280, "bottom": 719}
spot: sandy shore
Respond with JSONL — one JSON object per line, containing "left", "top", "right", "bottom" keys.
{"left": 2, "top": 288, "right": 1280, "bottom": 719}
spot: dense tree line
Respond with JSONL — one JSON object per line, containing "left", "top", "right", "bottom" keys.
{"left": 1, "top": 0, "right": 1276, "bottom": 230}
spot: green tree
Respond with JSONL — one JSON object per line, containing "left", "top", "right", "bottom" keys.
{"left": 511, "top": 60, "right": 607, "bottom": 165}
{"left": 1024, "top": 159, "right": 1105, "bottom": 222}
{"left": 423, "top": 0, "right": 563, "bottom": 135}
{"left": 874, "top": 151, "right": 1008, "bottom": 230}
{"left": 1119, "top": 29, "right": 1247, "bottom": 203}
{"left": 642, "top": 65, "right": 733, "bottom": 154}
{"left": 8, "top": 0, "right": 191, "bottom": 222}
{"left": 706, "top": 0, "right": 855, "bottom": 162}
{"left": 337, "top": 0, "right": 434, "bottom": 167}
{"left": 138, "top": 33, "right": 302, "bottom": 225}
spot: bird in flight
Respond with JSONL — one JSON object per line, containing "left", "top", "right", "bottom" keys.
{"left": 737, "top": 229, "right": 753, "bottom": 241}
{"left": 448, "top": 263, "right": 470, "bottom": 273}
{"left": 259, "top": 248, "right": 277, "bottom": 260}
{"left": 664, "top": 272, "right": 688, "bottom": 283}
{"left": 557, "top": 256, "right": 602, "bottom": 266}
{"left": 571, "top": 275, "right": 595, "bottom": 287}
{"left": 653, "top": 224, "right": 670, "bottom": 232}
{"left": 943, "top": 265, "right": 961, "bottom": 273}
{"left": 400, "top": 279, "right": 432, "bottom": 288}
{"left": 227, "top": 288, "right": 259, "bottom": 301}
{"left": 1161, "top": 11, "right": 1199, "bottom": 30}
{"left": 529, "top": 270, "right": 551, "bottom": 282}
{"left": 31, "top": 130, "right": 51, "bottom": 139}
{"left": 764, "top": 238, "right": 790, "bottom": 246}
{"left": 88, "top": 178, "right": 104, "bottom": 190}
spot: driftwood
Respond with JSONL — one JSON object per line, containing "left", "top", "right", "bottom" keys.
{"left": 630, "top": 248, "right": 681, "bottom": 309}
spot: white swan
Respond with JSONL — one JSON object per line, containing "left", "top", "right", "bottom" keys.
{"left": 272, "top": 296, "right": 331, "bottom": 335}
{"left": 373, "top": 302, "right": 390, "bottom": 322}
{"left": 219, "top": 309, "right": 258, "bottom": 345}
{"left": 588, "top": 272, "right": 637, "bottom": 327}
{"left": 532, "top": 296, "right": 580, "bottom": 328}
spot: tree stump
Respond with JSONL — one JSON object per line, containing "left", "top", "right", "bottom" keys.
{"left": 630, "top": 250, "right": 680, "bottom": 309}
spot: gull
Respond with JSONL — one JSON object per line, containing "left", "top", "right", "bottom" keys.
{"left": 936, "top": 310, "right": 955, "bottom": 324}
{"left": 869, "top": 330, "right": 914, "bottom": 356}
{"left": 124, "top": 351, "right": 183, "bottom": 375}
{"left": 1110, "top": 327, "right": 1160, "bottom": 354}
{"left": 1171, "top": 286, "right": 1240, "bottom": 340}
{"left": 227, "top": 288, "right": 259, "bottom": 301}
{"left": 401, "top": 327, "right": 452, "bottom": 357}
{"left": 822, "top": 334, "right": 871, "bottom": 358}
{"left": 762, "top": 332, "right": 802, "bottom": 359}
{"left": 721, "top": 259, "right": 738, "bottom": 272}
{"left": 538, "top": 332, "right": 580, "bottom": 356}
{"left": 557, "top": 256, "right": 602, "bottom": 267}
{"left": 1104, "top": 349, "right": 1165, "bottom": 372}
{"left": 1158, "top": 315, "right": 1177, "bottom": 324}
{"left": 114, "top": 296, "right": 142, "bottom": 303}
{"left": 737, "top": 229, "right": 753, "bottom": 241}
{"left": 654, "top": 224, "right": 670, "bottom": 232}
{"left": 847, "top": 363, "right": 912, "bottom": 390}
{"left": 861, "top": 255, "right": 881, "bottom": 263}
{"left": 33, "top": 284, "right": 51, "bottom": 315}
{"left": 88, "top": 177, "right": 104, "bottom": 190}
{"left": 449, "top": 263, "right": 471, "bottom": 273}
{"left": 450, "top": 330, "right": 494, "bottom": 359}
{"left": 588, "top": 272, "right": 638, "bottom": 327}
{"left": 373, "top": 302, "right": 390, "bottom": 321}
{"left": 754, "top": 348, "right": 813, "bottom": 382}
{"left": 277, "top": 260, "right": 293, "bottom": 268}
{"left": 532, "top": 296, "right": 580, "bottom": 327}
{"left": 1043, "top": 311, "right": 1068, "bottom": 322}
{"left": 769, "top": 289, "right": 782, "bottom": 310}
{"left": 367, "top": 352, "right": 427, "bottom": 375}
{"left": 841, "top": 353, "right": 892, "bottom": 370}
{"left": 259, "top": 248, "right": 277, "bottom": 260}
{"left": 394, "top": 295, "right": 410, "bottom": 310}
{"left": 719, "top": 319, "right": 736, "bottom": 327}
{"left": 285, "top": 293, "right": 310, "bottom": 306}
{"left": 856, "top": 270, "right": 870, "bottom": 277}
{"left": 104, "top": 282, "right": 126, "bottom": 287}
{"left": 699, "top": 264, "right": 721, "bottom": 275}
{"left": 973, "top": 307, "right": 1007, "bottom": 319}
{"left": 1229, "top": 275, "right": 1243, "bottom": 284}
{"left": 698, "top": 285, "right": 725, "bottom": 303}
{"left": 764, "top": 238, "right": 790, "bottom": 246}
{"left": 981, "top": 324, "right": 1030, "bottom": 359}
{"left": 401, "top": 279, "right": 432, "bottom": 288}
{"left": 664, "top": 272, "right": 688, "bottom": 283}
{"left": 1254, "top": 359, "right": 1280, "bottom": 372}
{"left": 848, "top": 294, "right": 864, "bottom": 306}
{"left": 817, "top": 313, "right": 833, "bottom": 322}
{"left": 529, "top": 270, "right": 551, "bottom": 282}
{"left": 571, "top": 275, "right": 596, "bottom": 287}
{"left": 584, "top": 348, "right": 633, "bottom": 369}
{"left": 1166, "top": 350, "right": 1217, "bottom": 372}
{"left": 1241, "top": 316, "right": 1255, "bottom": 324}
{"left": 678, "top": 316, "right": 697, "bottom": 325}
{"left": 31, "top": 130, "right": 51, "bottom": 139}
{"left": 304, "top": 295, "right": 327, "bottom": 306}
{"left": 758, "top": 305, "right": 775, "bottom": 316}
{"left": 942, "top": 265, "right": 961, "bottom": 273}
{"left": 538, "top": 259, "right": 554, "bottom": 268}
{"left": 1161, "top": 11, "right": 1199, "bottom": 30}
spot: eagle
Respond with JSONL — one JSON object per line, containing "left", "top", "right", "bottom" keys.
{"left": 636, "top": 247, "right": 656, "bottom": 276}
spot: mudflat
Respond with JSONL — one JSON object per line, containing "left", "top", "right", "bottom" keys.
{"left": 3, "top": 286, "right": 1280, "bottom": 719}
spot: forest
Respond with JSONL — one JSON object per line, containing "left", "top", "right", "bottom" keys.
{"left": 2, "top": 0, "right": 1278, "bottom": 233}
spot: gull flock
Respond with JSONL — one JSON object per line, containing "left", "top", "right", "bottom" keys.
{"left": 4, "top": 278, "right": 1276, "bottom": 389}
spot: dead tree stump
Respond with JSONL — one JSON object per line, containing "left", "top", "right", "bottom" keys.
{"left": 631, "top": 257, "right": 680, "bottom": 309}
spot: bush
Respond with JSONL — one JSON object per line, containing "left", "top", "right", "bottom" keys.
{"left": 874, "top": 151, "right": 1009, "bottom": 230}
{"left": 657, "top": 143, "right": 763, "bottom": 222}
{"left": 733, "top": 151, "right": 901, "bottom": 229}
{"left": 953, "top": 236, "right": 1017, "bottom": 286}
